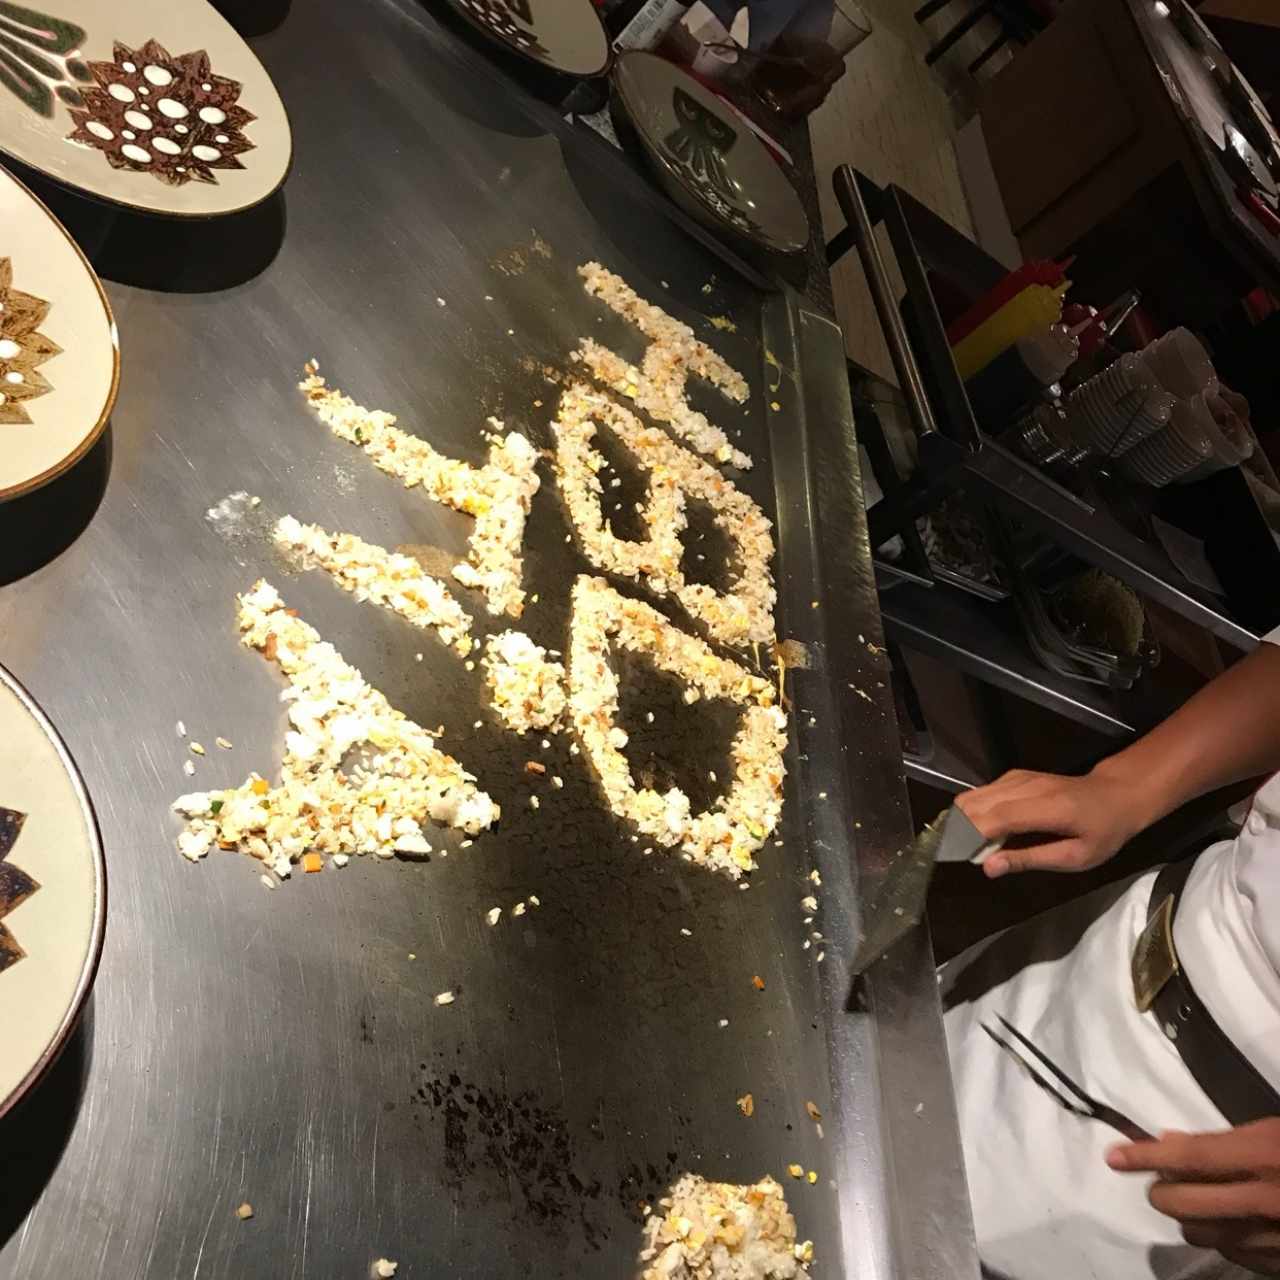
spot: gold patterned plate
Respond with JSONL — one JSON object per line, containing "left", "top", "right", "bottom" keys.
{"left": 0, "top": 163, "right": 117, "bottom": 501}
{"left": 0, "top": 663, "right": 105, "bottom": 1122}
{"left": 0, "top": 0, "right": 291, "bottom": 217}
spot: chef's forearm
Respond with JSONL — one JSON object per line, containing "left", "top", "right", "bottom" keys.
{"left": 1091, "top": 641, "right": 1280, "bottom": 828}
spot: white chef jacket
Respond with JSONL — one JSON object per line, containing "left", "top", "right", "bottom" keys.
{"left": 942, "top": 629, "right": 1280, "bottom": 1280}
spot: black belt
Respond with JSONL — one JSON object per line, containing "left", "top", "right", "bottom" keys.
{"left": 1136, "top": 857, "right": 1280, "bottom": 1126}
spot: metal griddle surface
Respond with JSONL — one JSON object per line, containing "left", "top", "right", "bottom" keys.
{"left": 0, "top": 0, "right": 976, "bottom": 1276}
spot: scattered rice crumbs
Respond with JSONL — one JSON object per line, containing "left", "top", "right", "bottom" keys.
{"left": 551, "top": 775, "right": 563, "bottom": 789}
{"left": 529, "top": 795, "right": 540, "bottom": 809}
{"left": 436, "top": 296, "right": 446, "bottom": 307}
{"left": 487, "top": 907, "right": 502, "bottom": 926}
{"left": 914, "top": 1102, "right": 925, "bottom": 1116}
{"left": 189, "top": 742, "right": 205, "bottom": 755}
{"left": 333, "top": 853, "right": 350, "bottom": 868}
{"left": 805, "top": 1101, "right": 822, "bottom": 1123}
{"left": 260, "top": 875, "right": 274, "bottom": 890}
{"left": 809, "top": 870, "right": 821, "bottom": 886}
{"left": 637, "top": 1173, "right": 813, "bottom": 1279}
{"left": 302, "top": 852, "right": 323, "bottom": 874}
{"left": 787, "top": 1164, "right": 804, "bottom": 1179}
{"left": 817, "top": 952, "right": 825, "bottom": 963}
{"left": 737, "top": 1093, "right": 754, "bottom": 1117}
{"left": 718, "top": 1018, "right": 729, "bottom": 1028}
{"left": 770, "top": 401, "right": 781, "bottom": 411}
{"left": 434, "top": 991, "right": 455, "bottom": 1006}
{"left": 176, "top": 720, "right": 186, "bottom": 737}
{"left": 680, "top": 927, "right": 692, "bottom": 937}
{"left": 236, "top": 1203, "right": 254, "bottom": 1220}
{"left": 528, "top": 894, "right": 540, "bottom": 907}
{"left": 460, "top": 839, "right": 473, "bottom": 848}
{"left": 408, "top": 953, "right": 416, "bottom": 960}
{"left": 709, "top": 315, "right": 737, "bottom": 333}
{"left": 810, "top": 600, "right": 819, "bottom": 609}
{"left": 216, "top": 737, "right": 233, "bottom": 750}
{"left": 806, "top": 1171, "right": 818, "bottom": 1185}
{"left": 752, "top": 975, "right": 765, "bottom": 991}
{"left": 373, "top": 1261, "right": 398, "bottom": 1279}
{"left": 512, "top": 901, "right": 527, "bottom": 917}
{"left": 801, "top": 896, "right": 818, "bottom": 913}
{"left": 817, "top": 792, "right": 827, "bottom": 801}
{"left": 183, "top": 760, "right": 195, "bottom": 777}
{"left": 166, "top": 583, "right": 509, "bottom": 875}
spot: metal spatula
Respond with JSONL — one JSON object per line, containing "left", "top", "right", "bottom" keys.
{"left": 848, "top": 806, "right": 1000, "bottom": 979}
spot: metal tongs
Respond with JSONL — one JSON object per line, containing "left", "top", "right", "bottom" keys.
{"left": 983, "top": 1014, "right": 1153, "bottom": 1143}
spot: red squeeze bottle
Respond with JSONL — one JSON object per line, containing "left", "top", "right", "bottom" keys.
{"left": 945, "top": 260, "right": 1069, "bottom": 347}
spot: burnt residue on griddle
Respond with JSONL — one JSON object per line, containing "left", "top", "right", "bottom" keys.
{"left": 615, "top": 1150, "right": 683, "bottom": 1223}
{"left": 411, "top": 1068, "right": 609, "bottom": 1250}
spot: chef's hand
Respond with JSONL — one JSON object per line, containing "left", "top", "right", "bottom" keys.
{"left": 954, "top": 766, "right": 1146, "bottom": 879}
{"left": 1107, "top": 1122, "right": 1280, "bottom": 1275}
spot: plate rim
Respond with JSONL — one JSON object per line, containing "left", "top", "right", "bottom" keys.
{"left": 0, "top": 10, "right": 295, "bottom": 221}
{"left": 611, "top": 51, "right": 809, "bottom": 255}
{"left": 442, "top": 0, "right": 612, "bottom": 80}
{"left": 0, "top": 662, "right": 108, "bottom": 1123}
{"left": 0, "top": 167, "right": 121, "bottom": 504}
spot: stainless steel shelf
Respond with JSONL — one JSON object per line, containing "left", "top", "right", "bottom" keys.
{"left": 837, "top": 174, "right": 1260, "bottom": 654}
{"left": 879, "top": 579, "right": 1140, "bottom": 738}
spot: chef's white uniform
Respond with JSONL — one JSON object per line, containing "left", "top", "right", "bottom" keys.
{"left": 942, "top": 631, "right": 1280, "bottom": 1280}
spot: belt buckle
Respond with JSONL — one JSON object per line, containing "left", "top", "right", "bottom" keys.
{"left": 1132, "top": 893, "right": 1179, "bottom": 1014}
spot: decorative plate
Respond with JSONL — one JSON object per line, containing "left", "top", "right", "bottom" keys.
{"left": 0, "top": 663, "right": 105, "bottom": 1122}
{"left": 0, "top": 0, "right": 291, "bottom": 217}
{"left": 0, "top": 164, "right": 117, "bottom": 501}
{"left": 440, "top": 0, "right": 610, "bottom": 78}
{"left": 610, "top": 52, "right": 809, "bottom": 254}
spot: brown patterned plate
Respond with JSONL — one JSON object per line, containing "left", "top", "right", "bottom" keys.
{"left": 0, "top": 0, "right": 291, "bottom": 217}
{"left": 0, "top": 164, "right": 117, "bottom": 501}
{"left": 0, "top": 663, "right": 105, "bottom": 1122}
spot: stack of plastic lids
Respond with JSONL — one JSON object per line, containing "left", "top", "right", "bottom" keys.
{"left": 948, "top": 261, "right": 1071, "bottom": 382}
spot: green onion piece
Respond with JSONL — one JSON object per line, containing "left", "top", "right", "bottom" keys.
{"left": 210, "top": 798, "right": 224, "bottom": 815}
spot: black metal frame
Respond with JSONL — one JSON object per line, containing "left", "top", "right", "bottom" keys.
{"left": 830, "top": 166, "right": 1260, "bottom": 654}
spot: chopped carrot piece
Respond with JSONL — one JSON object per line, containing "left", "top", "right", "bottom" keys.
{"left": 302, "top": 852, "right": 323, "bottom": 874}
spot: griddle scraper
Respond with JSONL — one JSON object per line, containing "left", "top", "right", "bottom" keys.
{"left": 848, "top": 805, "right": 1001, "bottom": 979}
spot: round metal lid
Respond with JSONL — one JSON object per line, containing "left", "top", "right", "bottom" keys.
{"left": 612, "top": 52, "right": 809, "bottom": 254}
{"left": 443, "top": 0, "right": 611, "bottom": 77}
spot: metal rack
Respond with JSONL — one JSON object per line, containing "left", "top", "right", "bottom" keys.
{"left": 831, "top": 166, "right": 1259, "bottom": 655}
{"left": 826, "top": 164, "right": 1272, "bottom": 801}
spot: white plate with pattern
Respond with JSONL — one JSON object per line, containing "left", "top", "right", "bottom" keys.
{"left": 0, "top": 0, "right": 291, "bottom": 216}
{"left": 0, "top": 662, "right": 106, "bottom": 1121}
{"left": 0, "top": 162, "right": 117, "bottom": 500}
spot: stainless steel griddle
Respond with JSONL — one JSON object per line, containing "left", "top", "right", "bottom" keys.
{"left": 0, "top": 0, "right": 977, "bottom": 1275}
